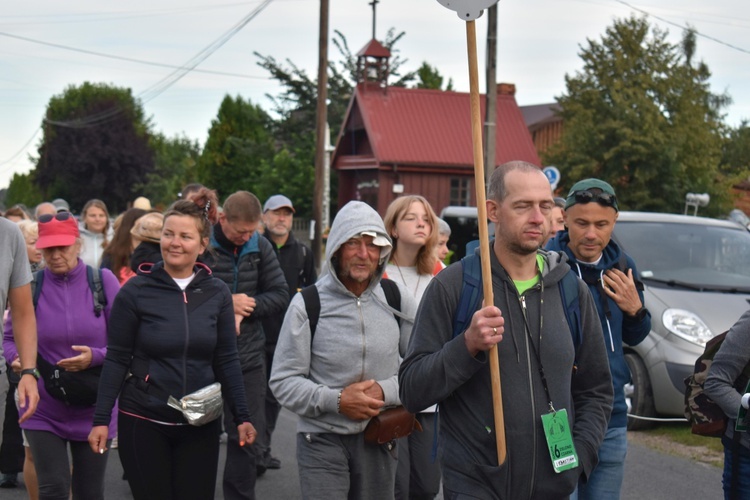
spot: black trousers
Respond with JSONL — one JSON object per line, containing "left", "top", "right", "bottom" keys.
{"left": 118, "top": 412, "right": 221, "bottom": 500}
{"left": 0, "top": 370, "right": 23, "bottom": 475}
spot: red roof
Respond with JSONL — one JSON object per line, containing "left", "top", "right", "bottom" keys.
{"left": 336, "top": 85, "right": 540, "bottom": 168}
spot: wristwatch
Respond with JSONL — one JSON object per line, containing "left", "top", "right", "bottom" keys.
{"left": 20, "top": 368, "right": 41, "bottom": 380}
{"left": 629, "top": 307, "right": 648, "bottom": 322}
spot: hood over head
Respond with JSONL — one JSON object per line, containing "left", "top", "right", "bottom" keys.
{"left": 325, "top": 201, "right": 392, "bottom": 280}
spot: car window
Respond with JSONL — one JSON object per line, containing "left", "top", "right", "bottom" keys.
{"left": 613, "top": 221, "right": 750, "bottom": 289}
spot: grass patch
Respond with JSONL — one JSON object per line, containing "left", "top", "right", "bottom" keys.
{"left": 642, "top": 422, "right": 724, "bottom": 453}
{"left": 629, "top": 421, "right": 724, "bottom": 467}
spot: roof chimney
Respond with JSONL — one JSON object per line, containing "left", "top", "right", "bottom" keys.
{"left": 497, "top": 83, "right": 516, "bottom": 96}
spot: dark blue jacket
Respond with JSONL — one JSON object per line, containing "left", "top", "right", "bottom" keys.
{"left": 206, "top": 230, "right": 288, "bottom": 371}
{"left": 547, "top": 231, "right": 651, "bottom": 428}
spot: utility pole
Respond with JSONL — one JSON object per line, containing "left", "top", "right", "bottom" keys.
{"left": 312, "top": 0, "right": 329, "bottom": 271}
{"left": 484, "top": 4, "right": 497, "bottom": 186}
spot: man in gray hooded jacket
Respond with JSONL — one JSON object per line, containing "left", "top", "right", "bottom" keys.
{"left": 399, "top": 161, "right": 613, "bottom": 499}
{"left": 270, "top": 200, "right": 417, "bottom": 500}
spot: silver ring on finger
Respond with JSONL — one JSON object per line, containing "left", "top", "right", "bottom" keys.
{"left": 493, "top": 327, "right": 497, "bottom": 335}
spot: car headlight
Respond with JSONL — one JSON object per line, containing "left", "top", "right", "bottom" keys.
{"left": 662, "top": 308, "right": 714, "bottom": 346}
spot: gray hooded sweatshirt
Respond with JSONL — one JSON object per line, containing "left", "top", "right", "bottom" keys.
{"left": 399, "top": 246, "right": 613, "bottom": 500}
{"left": 269, "top": 201, "right": 416, "bottom": 435}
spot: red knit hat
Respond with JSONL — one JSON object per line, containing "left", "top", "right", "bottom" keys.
{"left": 37, "top": 213, "right": 80, "bottom": 249}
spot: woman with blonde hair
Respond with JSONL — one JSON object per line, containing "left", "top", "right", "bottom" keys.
{"left": 79, "top": 199, "right": 113, "bottom": 268}
{"left": 382, "top": 194, "right": 441, "bottom": 500}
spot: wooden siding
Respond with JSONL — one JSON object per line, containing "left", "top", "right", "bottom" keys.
{"left": 532, "top": 121, "right": 564, "bottom": 156}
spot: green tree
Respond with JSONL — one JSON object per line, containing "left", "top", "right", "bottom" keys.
{"left": 415, "top": 62, "right": 454, "bottom": 90}
{"left": 544, "top": 17, "right": 731, "bottom": 215}
{"left": 34, "top": 82, "right": 154, "bottom": 213}
{"left": 197, "top": 95, "right": 275, "bottom": 201}
{"left": 5, "top": 172, "right": 43, "bottom": 209}
{"left": 722, "top": 121, "right": 750, "bottom": 172}
{"left": 133, "top": 133, "right": 201, "bottom": 209}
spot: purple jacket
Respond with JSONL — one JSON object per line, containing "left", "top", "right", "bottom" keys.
{"left": 3, "top": 260, "right": 120, "bottom": 441}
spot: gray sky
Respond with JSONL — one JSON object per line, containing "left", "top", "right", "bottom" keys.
{"left": 1, "top": 0, "right": 748, "bottom": 191}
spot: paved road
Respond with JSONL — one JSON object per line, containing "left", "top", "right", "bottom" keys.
{"left": 3, "top": 411, "right": 724, "bottom": 499}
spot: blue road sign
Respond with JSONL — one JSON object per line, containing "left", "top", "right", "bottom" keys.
{"left": 543, "top": 166, "right": 561, "bottom": 189}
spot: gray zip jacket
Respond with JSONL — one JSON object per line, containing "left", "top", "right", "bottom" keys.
{"left": 269, "top": 201, "right": 416, "bottom": 435}
{"left": 705, "top": 309, "right": 750, "bottom": 451}
{"left": 399, "top": 247, "right": 613, "bottom": 499}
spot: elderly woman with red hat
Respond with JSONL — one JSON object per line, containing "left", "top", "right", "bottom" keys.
{"left": 3, "top": 212, "right": 120, "bottom": 500}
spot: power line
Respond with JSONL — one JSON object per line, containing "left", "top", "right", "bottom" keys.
{"left": 613, "top": 0, "right": 750, "bottom": 55}
{"left": 44, "top": 0, "right": 275, "bottom": 129}
{"left": 0, "top": 31, "right": 269, "bottom": 80}
{"left": 0, "top": 127, "right": 40, "bottom": 168}
{"left": 0, "top": 1, "right": 295, "bottom": 24}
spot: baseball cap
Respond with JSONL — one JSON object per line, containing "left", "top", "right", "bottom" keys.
{"left": 564, "top": 178, "right": 619, "bottom": 212}
{"left": 52, "top": 198, "right": 70, "bottom": 213}
{"left": 263, "top": 195, "right": 295, "bottom": 213}
{"left": 36, "top": 212, "right": 80, "bottom": 248}
{"left": 360, "top": 231, "right": 391, "bottom": 247}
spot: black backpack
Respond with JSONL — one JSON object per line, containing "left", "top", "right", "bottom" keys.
{"left": 684, "top": 330, "right": 750, "bottom": 437}
{"left": 301, "top": 278, "right": 401, "bottom": 339}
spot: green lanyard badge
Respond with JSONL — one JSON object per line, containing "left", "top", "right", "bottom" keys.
{"left": 541, "top": 408, "right": 579, "bottom": 473}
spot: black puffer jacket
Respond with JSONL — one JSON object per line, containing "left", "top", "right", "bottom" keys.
{"left": 205, "top": 230, "right": 288, "bottom": 371}
{"left": 93, "top": 262, "right": 251, "bottom": 426}
{"left": 261, "top": 231, "right": 317, "bottom": 347}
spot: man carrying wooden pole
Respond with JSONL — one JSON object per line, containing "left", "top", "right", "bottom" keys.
{"left": 399, "top": 2, "right": 613, "bottom": 497}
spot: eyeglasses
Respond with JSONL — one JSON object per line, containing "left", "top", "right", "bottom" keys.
{"left": 572, "top": 190, "right": 617, "bottom": 208}
{"left": 38, "top": 212, "right": 72, "bottom": 223}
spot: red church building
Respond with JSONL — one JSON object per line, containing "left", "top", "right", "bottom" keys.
{"left": 331, "top": 38, "right": 540, "bottom": 216}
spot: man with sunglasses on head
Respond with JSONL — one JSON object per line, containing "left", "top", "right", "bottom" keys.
{"left": 546, "top": 178, "right": 651, "bottom": 500}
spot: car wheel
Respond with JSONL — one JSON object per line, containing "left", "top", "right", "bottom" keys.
{"left": 624, "top": 352, "right": 657, "bottom": 430}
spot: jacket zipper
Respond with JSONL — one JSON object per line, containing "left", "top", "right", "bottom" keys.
{"left": 181, "top": 289, "right": 189, "bottom": 395}
{"left": 357, "top": 297, "right": 366, "bottom": 381}
{"left": 520, "top": 295, "right": 537, "bottom": 499}
{"left": 232, "top": 248, "right": 240, "bottom": 293}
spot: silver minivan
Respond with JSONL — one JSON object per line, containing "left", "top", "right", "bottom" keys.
{"left": 611, "top": 212, "right": 750, "bottom": 429}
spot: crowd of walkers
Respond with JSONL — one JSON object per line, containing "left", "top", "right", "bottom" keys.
{"left": 7, "top": 164, "right": 749, "bottom": 500}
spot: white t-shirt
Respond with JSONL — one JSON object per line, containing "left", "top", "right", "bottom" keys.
{"left": 172, "top": 274, "right": 196, "bottom": 290}
{"left": 384, "top": 263, "right": 433, "bottom": 304}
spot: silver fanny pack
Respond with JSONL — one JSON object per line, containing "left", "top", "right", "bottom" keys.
{"left": 167, "top": 382, "right": 224, "bottom": 426}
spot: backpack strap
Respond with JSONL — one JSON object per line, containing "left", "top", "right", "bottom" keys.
{"left": 300, "top": 285, "right": 321, "bottom": 340}
{"left": 301, "top": 279, "right": 402, "bottom": 342}
{"left": 452, "top": 253, "right": 483, "bottom": 338}
{"left": 558, "top": 270, "right": 583, "bottom": 370}
{"left": 31, "top": 267, "right": 107, "bottom": 318}
{"left": 32, "top": 270, "right": 44, "bottom": 309}
{"left": 379, "top": 278, "right": 402, "bottom": 327}
{"left": 87, "top": 266, "right": 107, "bottom": 318}
{"left": 452, "top": 253, "right": 583, "bottom": 355}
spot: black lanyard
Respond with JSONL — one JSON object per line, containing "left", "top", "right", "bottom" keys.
{"left": 519, "top": 275, "right": 556, "bottom": 412}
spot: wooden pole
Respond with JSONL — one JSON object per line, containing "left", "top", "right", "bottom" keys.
{"left": 312, "top": 0, "right": 329, "bottom": 272}
{"left": 466, "top": 19, "right": 506, "bottom": 465}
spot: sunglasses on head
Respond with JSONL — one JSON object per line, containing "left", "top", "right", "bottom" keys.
{"left": 572, "top": 190, "right": 617, "bottom": 208}
{"left": 38, "top": 212, "right": 73, "bottom": 223}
